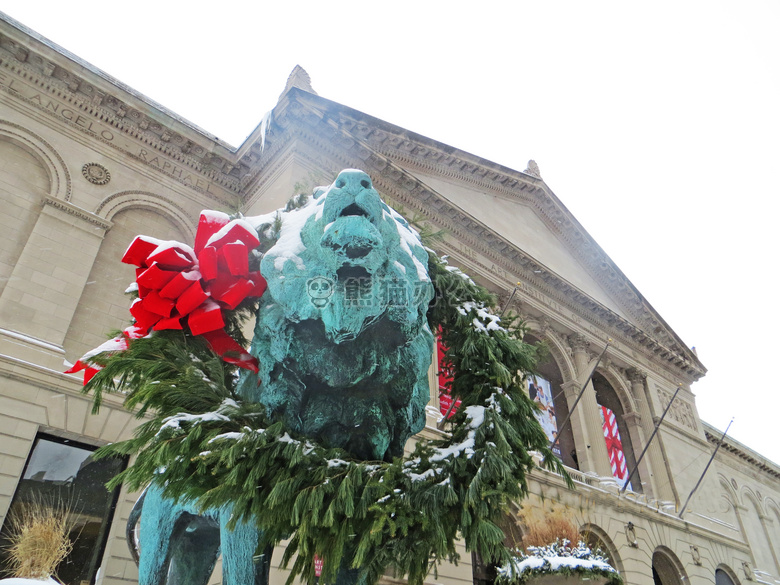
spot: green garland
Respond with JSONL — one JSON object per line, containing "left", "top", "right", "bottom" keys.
{"left": 84, "top": 250, "right": 569, "bottom": 585}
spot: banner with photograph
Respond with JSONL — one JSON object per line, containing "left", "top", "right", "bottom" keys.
{"left": 526, "top": 375, "right": 560, "bottom": 456}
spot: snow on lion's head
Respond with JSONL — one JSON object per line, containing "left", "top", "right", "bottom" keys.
{"left": 238, "top": 170, "right": 435, "bottom": 461}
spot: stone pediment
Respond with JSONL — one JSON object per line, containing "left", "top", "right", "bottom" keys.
{"left": 410, "top": 170, "right": 629, "bottom": 319}
{"left": 255, "top": 88, "right": 704, "bottom": 381}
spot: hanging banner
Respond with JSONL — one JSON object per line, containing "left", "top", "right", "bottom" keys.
{"left": 527, "top": 376, "right": 560, "bottom": 456}
{"left": 599, "top": 404, "right": 630, "bottom": 489}
{"left": 437, "top": 337, "right": 460, "bottom": 418}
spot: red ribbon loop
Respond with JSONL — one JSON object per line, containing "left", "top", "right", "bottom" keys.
{"left": 68, "top": 212, "right": 267, "bottom": 384}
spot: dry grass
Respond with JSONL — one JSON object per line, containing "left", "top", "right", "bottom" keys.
{"left": 517, "top": 505, "right": 580, "bottom": 551}
{"left": 4, "top": 499, "right": 73, "bottom": 580}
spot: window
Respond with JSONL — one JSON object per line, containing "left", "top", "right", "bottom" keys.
{"left": 524, "top": 334, "right": 578, "bottom": 470}
{"left": 592, "top": 372, "right": 640, "bottom": 492}
{"left": 0, "top": 433, "right": 126, "bottom": 585}
{"left": 715, "top": 568, "right": 737, "bottom": 585}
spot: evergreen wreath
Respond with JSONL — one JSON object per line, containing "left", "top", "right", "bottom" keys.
{"left": 81, "top": 196, "right": 570, "bottom": 585}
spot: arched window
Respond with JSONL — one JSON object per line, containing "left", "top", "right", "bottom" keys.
{"left": 592, "top": 372, "right": 640, "bottom": 491}
{"left": 525, "top": 334, "right": 578, "bottom": 470}
{"left": 580, "top": 523, "right": 623, "bottom": 575}
{"left": 652, "top": 548, "right": 688, "bottom": 585}
{"left": 716, "top": 567, "right": 739, "bottom": 585}
{"left": 0, "top": 433, "right": 127, "bottom": 585}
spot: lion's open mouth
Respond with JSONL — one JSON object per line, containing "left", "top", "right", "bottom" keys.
{"left": 339, "top": 203, "right": 371, "bottom": 219}
{"left": 337, "top": 265, "right": 370, "bottom": 281}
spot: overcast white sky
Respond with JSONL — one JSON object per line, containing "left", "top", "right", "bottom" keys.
{"left": 3, "top": 1, "right": 779, "bottom": 465}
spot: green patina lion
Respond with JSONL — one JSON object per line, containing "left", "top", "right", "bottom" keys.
{"left": 132, "top": 170, "right": 436, "bottom": 585}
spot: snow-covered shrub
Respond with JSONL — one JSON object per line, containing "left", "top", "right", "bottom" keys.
{"left": 496, "top": 539, "right": 622, "bottom": 585}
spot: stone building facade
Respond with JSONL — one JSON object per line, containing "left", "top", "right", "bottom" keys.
{"left": 0, "top": 12, "right": 778, "bottom": 585}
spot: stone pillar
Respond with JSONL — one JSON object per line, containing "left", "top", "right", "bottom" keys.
{"left": 626, "top": 368, "right": 676, "bottom": 503}
{"left": 621, "top": 411, "right": 652, "bottom": 494}
{"left": 566, "top": 334, "right": 613, "bottom": 478}
{"left": 560, "top": 379, "right": 590, "bottom": 471}
{"left": 0, "top": 197, "right": 111, "bottom": 369}
{"left": 427, "top": 341, "right": 441, "bottom": 427}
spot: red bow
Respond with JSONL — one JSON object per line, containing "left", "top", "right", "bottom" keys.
{"left": 66, "top": 211, "right": 266, "bottom": 384}
{"left": 604, "top": 433, "right": 623, "bottom": 457}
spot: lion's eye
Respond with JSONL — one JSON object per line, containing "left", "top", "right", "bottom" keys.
{"left": 360, "top": 179, "right": 370, "bottom": 189}
{"left": 336, "top": 179, "right": 346, "bottom": 188}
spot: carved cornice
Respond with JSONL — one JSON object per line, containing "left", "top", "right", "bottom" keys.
{"left": 295, "top": 93, "right": 703, "bottom": 376}
{"left": 373, "top": 135, "right": 693, "bottom": 366}
{"left": 703, "top": 425, "right": 780, "bottom": 480}
{"left": 43, "top": 196, "right": 112, "bottom": 230}
{"left": 0, "top": 21, "right": 246, "bottom": 196}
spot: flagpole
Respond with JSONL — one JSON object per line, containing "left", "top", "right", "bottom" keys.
{"left": 619, "top": 386, "right": 680, "bottom": 494}
{"left": 678, "top": 419, "right": 733, "bottom": 518}
{"left": 499, "top": 282, "right": 521, "bottom": 318}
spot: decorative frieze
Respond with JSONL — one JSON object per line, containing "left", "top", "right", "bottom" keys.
{"left": 0, "top": 32, "right": 243, "bottom": 195}
{"left": 658, "top": 387, "right": 698, "bottom": 432}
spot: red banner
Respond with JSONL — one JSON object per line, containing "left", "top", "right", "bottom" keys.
{"left": 437, "top": 336, "right": 460, "bottom": 418}
{"left": 600, "top": 405, "right": 629, "bottom": 488}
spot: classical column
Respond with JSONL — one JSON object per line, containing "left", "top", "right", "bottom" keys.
{"left": 566, "top": 334, "right": 613, "bottom": 478}
{"left": 626, "top": 368, "right": 676, "bottom": 503}
{"left": 0, "top": 198, "right": 111, "bottom": 368}
{"left": 560, "top": 379, "right": 591, "bottom": 471}
{"left": 621, "top": 411, "right": 652, "bottom": 494}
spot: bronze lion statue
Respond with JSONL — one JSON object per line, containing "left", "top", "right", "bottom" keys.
{"left": 132, "top": 169, "right": 434, "bottom": 585}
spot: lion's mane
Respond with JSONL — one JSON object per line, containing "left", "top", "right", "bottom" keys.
{"left": 238, "top": 170, "right": 434, "bottom": 461}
